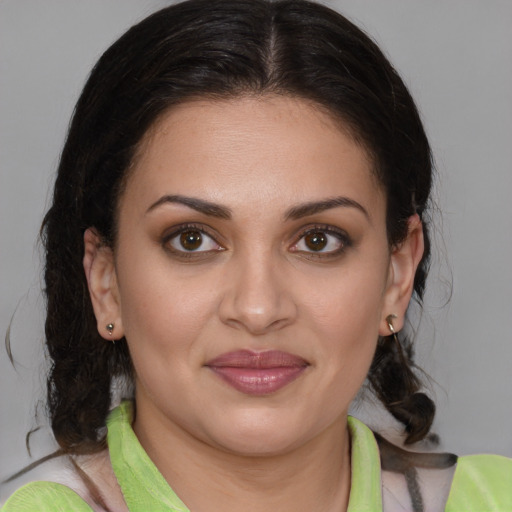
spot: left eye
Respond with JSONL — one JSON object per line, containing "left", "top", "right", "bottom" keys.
{"left": 168, "top": 229, "right": 221, "bottom": 253}
{"left": 292, "top": 230, "right": 346, "bottom": 254}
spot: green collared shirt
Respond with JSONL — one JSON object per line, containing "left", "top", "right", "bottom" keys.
{"left": 3, "top": 401, "right": 512, "bottom": 511}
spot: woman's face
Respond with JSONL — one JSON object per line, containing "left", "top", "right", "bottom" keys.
{"left": 86, "top": 95, "right": 421, "bottom": 456}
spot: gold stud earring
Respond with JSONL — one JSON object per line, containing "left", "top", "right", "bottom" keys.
{"left": 386, "top": 314, "right": 398, "bottom": 334}
{"left": 385, "top": 314, "right": 406, "bottom": 366}
{"left": 106, "top": 323, "right": 115, "bottom": 344}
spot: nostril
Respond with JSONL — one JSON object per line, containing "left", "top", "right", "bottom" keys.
{"left": 220, "top": 303, "right": 297, "bottom": 335}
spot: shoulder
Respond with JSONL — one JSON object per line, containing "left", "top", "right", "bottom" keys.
{"left": 1, "top": 481, "right": 93, "bottom": 512}
{"left": 1, "top": 449, "right": 127, "bottom": 512}
{"left": 446, "top": 454, "right": 512, "bottom": 511}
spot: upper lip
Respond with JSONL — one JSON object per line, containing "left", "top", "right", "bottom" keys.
{"left": 205, "top": 350, "right": 309, "bottom": 369}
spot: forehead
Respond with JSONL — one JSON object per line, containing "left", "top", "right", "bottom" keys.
{"left": 121, "top": 95, "right": 385, "bottom": 220}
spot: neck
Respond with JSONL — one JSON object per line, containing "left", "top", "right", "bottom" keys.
{"left": 134, "top": 405, "right": 352, "bottom": 512}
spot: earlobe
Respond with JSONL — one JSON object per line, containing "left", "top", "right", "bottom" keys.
{"left": 83, "top": 228, "right": 124, "bottom": 340}
{"left": 380, "top": 214, "right": 424, "bottom": 334}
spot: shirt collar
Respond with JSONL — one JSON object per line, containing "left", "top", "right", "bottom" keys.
{"left": 107, "top": 401, "right": 382, "bottom": 512}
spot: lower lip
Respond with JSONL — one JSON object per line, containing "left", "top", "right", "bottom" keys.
{"left": 209, "top": 366, "right": 307, "bottom": 395}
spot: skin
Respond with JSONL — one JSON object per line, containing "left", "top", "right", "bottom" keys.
{"left": 84, "top": 95, "right": 423, "bottom": 512}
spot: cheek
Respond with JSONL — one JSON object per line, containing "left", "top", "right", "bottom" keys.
{"left": 300, "top": 259, "right": 388, "bottom": 385}
{"left": 301, "top": 257, "right": 387, "bottom": 334}
{"left": 116, "top": 268, "right": 222, "bottom": 411}
{"left": 115, "top": 254, "right": 220, "bottom": 363}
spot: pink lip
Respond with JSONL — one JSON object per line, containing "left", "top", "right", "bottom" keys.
{"left": 205, "top": 350, "right": 309, "bottom": 395}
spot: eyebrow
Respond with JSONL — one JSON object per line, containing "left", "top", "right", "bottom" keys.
{"left": 146, "top": 195, "right": 232, "bottom": 219}
{"left": 146, "top": 194, "right": 369, "bottom": 222}
{"left": 284, "top": 197, "right": 370, "bottom": 221}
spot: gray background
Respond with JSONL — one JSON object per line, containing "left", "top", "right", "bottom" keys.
{"left": 1, "top": 0, "right": 511, "bottom": 498}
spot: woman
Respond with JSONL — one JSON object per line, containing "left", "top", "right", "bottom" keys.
{"left": 2, "top": 1, "right": 511, "bottom": 511}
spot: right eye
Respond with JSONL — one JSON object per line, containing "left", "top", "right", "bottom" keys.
{"left": 166, "top": 227, "right": 222, "bottom": 254}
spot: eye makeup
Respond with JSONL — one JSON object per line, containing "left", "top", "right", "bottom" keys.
{"left": 161, "top": 222, "right": 225, "bottom": 260}
{"left": 289, "top": 224, "right": 352, "bottom": 261}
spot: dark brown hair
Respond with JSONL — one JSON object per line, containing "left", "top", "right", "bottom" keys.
{"left": 42, "top": 0, "right": 435, "bottom": 455}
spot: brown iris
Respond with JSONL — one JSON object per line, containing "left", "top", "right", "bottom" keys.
{"left": 180, "top": 230, "right": 203, "bottom": 251}
{"left": 304, "top": 231, "right": 327, "bottom": 251}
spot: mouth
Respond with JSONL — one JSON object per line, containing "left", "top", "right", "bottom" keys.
{"left": 205, "top": 350, "right": 309, "bottom": 395}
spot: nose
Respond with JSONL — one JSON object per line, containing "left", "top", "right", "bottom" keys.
{"left": 218, "top": 250, "right": 297, "bottom": 335}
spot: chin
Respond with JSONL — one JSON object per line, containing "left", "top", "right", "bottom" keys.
{"left": 202, "top": 408, "right": 322, "bottom": 457}
{"left": 216, "top": 430, "right": 304, "bottom": 457}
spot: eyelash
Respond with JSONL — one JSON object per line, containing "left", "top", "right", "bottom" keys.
{"left": 161, "top": 223, "right": 224, "bottom": 260}
{"left": 289, "top": 224, "right": 351, "bottom": 260}
{"left": 161, "top": 223, "right": 351, "bottom": 261}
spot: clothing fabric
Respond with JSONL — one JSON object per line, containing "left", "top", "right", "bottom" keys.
{"left": 3, "top": 401, "right": 512, "bottom": 511}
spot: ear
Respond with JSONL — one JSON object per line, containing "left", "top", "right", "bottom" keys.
{"left": 83, "top": 228, "right": 124, "bottom": 340}
{"left": 379, "top": 214, "right": 424, "bottom": 335}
